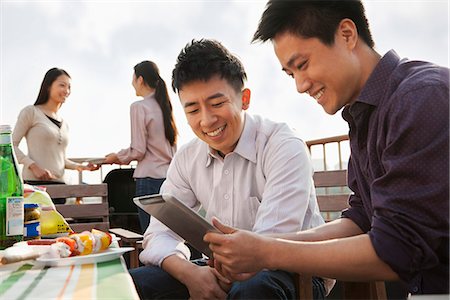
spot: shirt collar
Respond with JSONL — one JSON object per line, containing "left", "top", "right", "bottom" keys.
{"left": 205, "top": 112, "right": 257, "bottom": 167}
{"left": 143, "top": 92, "right": 156, "bottom": 100}
{"left": 343, "top": 50, "right": 401, "bottom": 121}
{"left": 358, "top": 50, "right": 400, "bottom": 106}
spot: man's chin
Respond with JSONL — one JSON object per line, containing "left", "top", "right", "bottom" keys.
{"left": 321, "top": 103, "right": 343, "bottom": 115}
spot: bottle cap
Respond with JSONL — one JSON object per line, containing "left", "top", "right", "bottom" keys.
{"left": 0, "top": 125, "right": 12, "bottom": 133}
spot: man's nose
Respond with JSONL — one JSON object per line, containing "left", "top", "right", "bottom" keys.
{"left": 200, "top": 110, "right": 217, "bottom": 127}
{"left": 296, "top": 76, "right": 312, "bottom": 94}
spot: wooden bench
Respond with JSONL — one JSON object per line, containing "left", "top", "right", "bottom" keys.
{"left": 295, "top": 169, "right": 387, "bottom": 300}
{"left": 43, "top": 184, "right": 143, "bottom": 268}
{"left": 45, "top": 184, "right": 109, "bottom": 232}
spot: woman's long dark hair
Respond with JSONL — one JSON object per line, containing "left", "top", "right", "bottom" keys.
{"left": 34, "top": 68, "right": 70, "bottom": 105}
{"left": 134, "top": 61, "right": 178, "bottom": 147}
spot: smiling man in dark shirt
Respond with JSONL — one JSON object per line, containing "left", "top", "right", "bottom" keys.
{"left": 204, "top": 0, "right": 449, "bottom": 295}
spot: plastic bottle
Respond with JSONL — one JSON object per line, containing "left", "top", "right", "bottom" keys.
{"left": 0, "top": 124, "right": 24, "bottom": 249}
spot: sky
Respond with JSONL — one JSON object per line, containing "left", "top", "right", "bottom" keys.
{"left": 1, "top": 0, "right": 449, "bottom": 182}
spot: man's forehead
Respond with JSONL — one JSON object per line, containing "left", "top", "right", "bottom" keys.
{"left": 273, "top": 33, "right": 312, "bottom": 65}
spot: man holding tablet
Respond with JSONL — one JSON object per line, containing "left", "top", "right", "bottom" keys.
{"left": 129, "top": 39, "right": 328, "bottom": 299}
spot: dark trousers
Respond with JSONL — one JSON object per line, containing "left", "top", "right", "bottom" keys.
{"left": 135, "top": 177, "right": 165, "bottom": 233}
{"left": 129, "top": 263, "right": 326, "bottom": 299}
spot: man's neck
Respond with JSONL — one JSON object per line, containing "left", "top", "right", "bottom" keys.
{"left": 358, "top": 46, "right": 382, "bottom": 91}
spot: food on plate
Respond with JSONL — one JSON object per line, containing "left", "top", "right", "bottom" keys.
{"left": 25, "top": 229, "right": 113, "bottom": 257}
{"left": 26, "top": 239, "right": 57, "bottom": 245}
{"left": 69, "top": 229, "right": 113, "bottom": 256}
{"left": 69, "top": 232, "right": 94, "bottom": 256}
{"left": 46, "top": 242, "right": 72, "bottom": 258}
{"left": 1, "top": 229, "right": 115, "bottom": 264}
{"left": 56, "top": 237, "right": 77, "bottom": 255}
{"left": 91, "top": 229, "right": 113, "bottom": 252}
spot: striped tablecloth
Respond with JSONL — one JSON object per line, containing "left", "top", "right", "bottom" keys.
{"left": 0, "top": 256, "right": 139, "bottom": 300}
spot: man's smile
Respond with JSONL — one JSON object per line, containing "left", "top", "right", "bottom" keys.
{"left": 205, "top": 125, "right": 226, "bottom": 137}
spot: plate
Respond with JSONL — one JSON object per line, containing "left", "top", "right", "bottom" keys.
{"left": 33, "top": 247, "right": 134, "bottom": 267}
{"left": 84, "top": 157, "right": 106, "bottom": 165}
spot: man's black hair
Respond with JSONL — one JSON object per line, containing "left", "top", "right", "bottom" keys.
{"left": 172, "top": 39, "right": 247, "bottom": 93}
{"left": 253, "top": 0, "right": 374, "bottom": 48}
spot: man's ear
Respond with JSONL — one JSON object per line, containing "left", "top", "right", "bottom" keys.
{"left": 338, "top": 19, "right": 358, "bottom": 50}
{"left": 241, "top": 88, "right": 251, "bottom": 110}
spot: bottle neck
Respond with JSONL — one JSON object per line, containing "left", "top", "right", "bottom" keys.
{"left": 0, "top": 133, "right": 12, "bottom": 146}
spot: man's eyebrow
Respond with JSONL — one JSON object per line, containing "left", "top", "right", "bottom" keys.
{"left": 183, "top": 101, "right": 197, "bottom": 108}
{"left": 206, "top": 92, "right": 224, "bottom": 101}
{"left": 183, "top": 92, "right": 224, "bottom": 108}
{"left": 282, "top": 53, "right": 302, "bottom": 71}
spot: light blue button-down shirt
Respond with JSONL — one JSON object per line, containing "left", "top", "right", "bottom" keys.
{"left": 140, "top": 113, "right": 324, "bottom": 266}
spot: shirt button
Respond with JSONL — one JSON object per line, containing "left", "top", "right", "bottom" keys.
{"left": 224, "top": 194, "right": 229, "bottom": 200}
{"left": 224, "top": 169, "right": 229, "bottom": 175}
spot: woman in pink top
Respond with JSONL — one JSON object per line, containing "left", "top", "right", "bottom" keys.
{"left": 105, "top": 61, "right": 178, "bottom": 232}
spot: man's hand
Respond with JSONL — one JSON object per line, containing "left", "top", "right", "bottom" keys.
{"left": 211, "top": 253, "right": 257, "bottom": 282}
{"left": 182, "top": 264, "right": 229, "bottom": 300}
{"left": 162, "top": 254, "right": 229, "bottom": 300}
{"left": 204, "top": 217, "right": 269, "bottom": 280}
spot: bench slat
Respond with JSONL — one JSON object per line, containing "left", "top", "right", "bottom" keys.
{"left": 317, "top": 195, "right": 349, "bottom": 212}
{"left": 55, "top": 203, "right": 109, "bottom": 219}
{"left": 70, "top": 222, "right": 110, "bottom": 233}
{"left": 313, "top": 170, "right": 347, "bottom": 187}
{"left": 44, "top": 184, "right": 109, "bottom": 233}
{"left": 45, "top": 184, "right": 108, "bottom": 198}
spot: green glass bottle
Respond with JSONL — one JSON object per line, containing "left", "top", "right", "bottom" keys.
{"left": 0, "top": 124, "right": 24, "bottom": 249}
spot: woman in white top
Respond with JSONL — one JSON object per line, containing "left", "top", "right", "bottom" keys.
{"left": 104, "top": 61, "right": 178, "bottom": 233}
{"left": 13, "top": 68, "right": 98, "bottom": 203}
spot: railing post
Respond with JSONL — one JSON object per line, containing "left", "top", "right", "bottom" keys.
{"left": 78, "top": 170, "right": 83, "bottom": 184}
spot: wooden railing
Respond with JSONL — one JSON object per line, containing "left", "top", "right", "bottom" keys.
{"left": 68, "top": 134, "right": 350, "bottom": 183}
{"left": 306, "top": 134, "right": 349, "bottom": 170}
{"left": 297, "top": 141, "right": 387, "bottom": 299}
{"left": 66, "top": 159, "right": 136, "bottom": 184}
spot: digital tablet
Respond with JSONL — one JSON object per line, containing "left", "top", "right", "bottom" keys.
{"left": 133, "top": 194, "right": 218, "bottom": 258}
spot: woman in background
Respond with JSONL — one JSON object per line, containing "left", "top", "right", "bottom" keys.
{"left": 13, "top": 68, "right": 98, "bottom": 204}
{"left": 105, "top": 61, "right": 178, "bottom": 233}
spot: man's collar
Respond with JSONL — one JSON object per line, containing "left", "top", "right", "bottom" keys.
{"left": 343, "top": 50, "right": 401, "bottom": 121}
{"left": 357, "top": 50, "right": 401, "bottom": 106}
{"left": 233, "top": 113, "right": 257, "bottom": 163}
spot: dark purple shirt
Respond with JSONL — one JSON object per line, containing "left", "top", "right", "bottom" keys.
{"left": 341, "top": 50, "right": 449, "bottom": 294}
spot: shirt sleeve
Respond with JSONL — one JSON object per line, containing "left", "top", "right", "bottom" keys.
{"left": 117, "top": 102, "right": 147, "bottom": 164}
{"left": 369, "top": 84, "right": 448, "bottom": 283}
{"left": 138, "top": 148, "right": 197, "bottom": 266}
{"left": 12, "top": 106, "right": 35, "bottom": 169}
{"left": 341, "top": 156, "right": 372, "bottom": 232}
{"left": 253, "top": 133, "right": 322, "bottom": 234}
